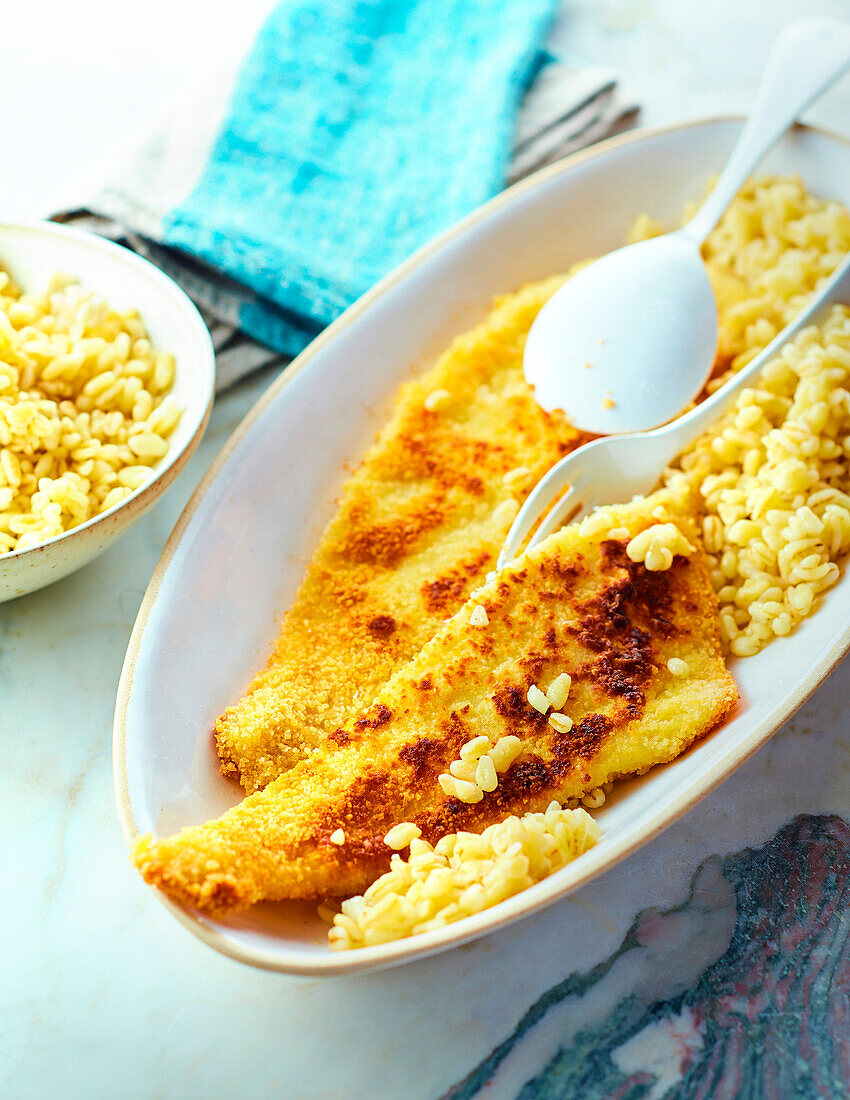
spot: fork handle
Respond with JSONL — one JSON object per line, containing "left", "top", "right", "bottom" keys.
{"left": 682, "top": 18, "right": 850, "bottom": 245}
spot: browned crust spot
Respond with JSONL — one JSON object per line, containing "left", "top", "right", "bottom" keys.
{"left": 421, "top": 550, "right": 493, "bottom": 615}
{"left": 491, "top": 684, "right": 549, "bottom": 727}
{"left": 386, "top": 425, "right": 505, "bottom": 494}
{"left": 339, "top": 497, "right": 447, "bottom": 567}
{"left": 399, "top": 736, "right": 445, "bottom": 782}
{"left": 353, "top": 704, "right": 392, "bottom": 731}
{"left": 366, "top": 614, "right": 397, "bottom": 639}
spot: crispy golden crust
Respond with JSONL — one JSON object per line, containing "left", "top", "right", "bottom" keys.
{"left": 214, "top": 277, "right": 588, "bottom": 792}
{"left": 135, "top": 497, "right": 737, "bottom": 915}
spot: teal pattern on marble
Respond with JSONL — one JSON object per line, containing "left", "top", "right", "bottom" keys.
{"left": 444, "top": 815, "right": 850, "bottom": 1099}
{"left": 163, "top": 0, "right": 560, "bottom": 356}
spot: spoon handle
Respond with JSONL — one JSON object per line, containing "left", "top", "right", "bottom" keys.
{"left": 660, "top": 253, "right": 850, "bottom": 457}
{"left": 683, "top": 18, "right": 850, "bottom": 245}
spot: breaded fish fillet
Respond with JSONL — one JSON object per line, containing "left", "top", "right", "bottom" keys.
{"left": 216, "top": 276, "right": 587, "bottom": 793}
{"left": 135, "top": 498, "right": 737, "bottom": 914}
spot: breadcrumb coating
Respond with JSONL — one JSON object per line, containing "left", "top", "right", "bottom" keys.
{"left": 214, "top": 276, "right": 587, "bottom": 792}
{"left": 135, "top": 497, "right": 737, "bottom": 915}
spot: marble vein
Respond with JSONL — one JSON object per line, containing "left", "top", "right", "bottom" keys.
{"left": 443, "top": 815, "right": 850, "bottom": 1100}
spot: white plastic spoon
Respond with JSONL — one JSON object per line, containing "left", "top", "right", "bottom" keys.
{"left": 499, "top": 252, "right": 850, "bottom": 568}
{"left": 524, "top": 17, "right": 850, "bottom": 435}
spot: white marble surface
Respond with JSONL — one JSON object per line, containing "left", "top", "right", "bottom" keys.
{"left": 3, "top": 1, "right": 850, "bottom": 1097}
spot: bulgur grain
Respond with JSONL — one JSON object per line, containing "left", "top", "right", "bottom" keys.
{"left": 328, "top": 804, "right": 600, "bottom": 948}
{"left": 0, "top": 272, "right": 180, "bottom": 552}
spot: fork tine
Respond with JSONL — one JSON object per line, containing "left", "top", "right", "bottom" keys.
{"left": 499, "top": 490, "right": 571, "bottom": 569}
{"left": 527, "top": 491, "right": 584, "bottom": 552}
{"left": 498, "top": 453, "right": 588, "bottom": 568}
{"left": 574, "top": 487, "right": 604, "bottom": 521}
{"left": 526, "top": 478, "right": 613, "bottom": 553}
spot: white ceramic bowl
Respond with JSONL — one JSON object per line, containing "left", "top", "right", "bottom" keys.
{"left": 116, "top": 118, "right": 850, "bottom": 975}
{"left": 0, "top": 220, "right": 214, "bottom": 601}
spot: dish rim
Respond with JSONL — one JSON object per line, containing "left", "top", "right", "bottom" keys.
{"left": 113, "top": 115, "right": 850, "bottom": 976}
{"left": 0, "top": 217, "right": 215, "bottom": 566}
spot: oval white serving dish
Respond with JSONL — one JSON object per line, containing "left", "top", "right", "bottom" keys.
{"left": 115, "top": 118, "right": 850, "bottom": 976}
{"left": 0, "top": 220, "right": 214, "bottom": 601}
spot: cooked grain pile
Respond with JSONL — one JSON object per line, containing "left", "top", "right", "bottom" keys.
{"left": 326, "top": 804, "right": 601, "bottom": 949}
{"left": 0, "top": 271, "right": 180, "bottom": 552}
{"left": 665, "top": 305, "right": 850, "bottom": 655}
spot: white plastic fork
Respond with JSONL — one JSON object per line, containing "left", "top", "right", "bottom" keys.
{"left": 498, "top": 254, "right": 850, "bottom": 569}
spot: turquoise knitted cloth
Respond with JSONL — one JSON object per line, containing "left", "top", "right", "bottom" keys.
{"left": 162, "top": 0, "right": 559, "bottom": 355}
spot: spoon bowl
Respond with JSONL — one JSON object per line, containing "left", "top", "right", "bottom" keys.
{"left": 526, "top": 17, "right": 850, "bottom": 433}
{"left": 524, "top": 231, "right": 717, "bottom": 433}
